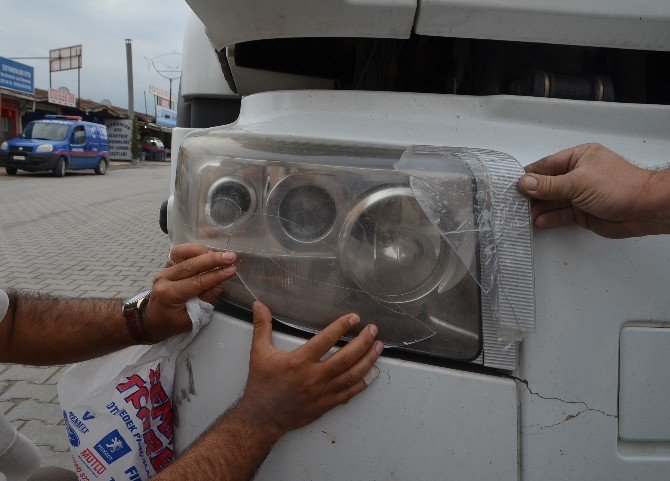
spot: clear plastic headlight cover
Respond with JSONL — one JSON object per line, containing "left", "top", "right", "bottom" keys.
{"left": 35, "top": 144, "right": 53, "bottom": 153}
{"left": 173, "top": 132, "right": 535, "bottom": 367}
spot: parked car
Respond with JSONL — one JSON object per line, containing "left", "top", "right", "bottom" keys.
{"left": 162, "top": 3, "right": 669, "bottom": 480}
{"left": 0, "top": 115, "right": 109, "bottom": 177}
{"left": 141, "top": 137, "right": 168, "bottom": 161}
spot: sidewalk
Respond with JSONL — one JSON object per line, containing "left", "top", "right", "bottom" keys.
{"left": 0, "top": 163, "right": 171, "bottom": 468}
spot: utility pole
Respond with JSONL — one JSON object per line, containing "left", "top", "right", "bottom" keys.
{"left": 125, "top": 39, "right": 138, "bottom": 165}
{"left": 169, "top": 78, "right": 173, "bottom": 109}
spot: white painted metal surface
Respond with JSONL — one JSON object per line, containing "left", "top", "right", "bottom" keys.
{"left": 172, "top": 90, "right": 670, "bottom": 479}
{"left": 184, "top": 0, "right": 417, "bottom": 51}
{"left": 174, "top": 317, "right": 519, "bottom": 480}
{"left": 415, "top": 0, "right": 670, "bottom": 51}
{"left": 619, "top": 326, "right": 670, "bottom": 442}
{"left": 185, "top": 0, "right": 670, "bottom": 53}
{"left": 180, "top": 12, "right": 237, "bottom": 100}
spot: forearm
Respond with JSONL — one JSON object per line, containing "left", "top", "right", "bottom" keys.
{"left": 641, "top": 167, "right": 670, "bottom": 235}
{"left": 0, "top": 291, "right": 134, "bottom": 365}
{"left": 155, "top": 400, "right": 283, "bottom": 481}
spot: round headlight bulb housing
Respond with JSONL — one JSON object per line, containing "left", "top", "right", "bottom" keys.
{"left": 266, "top": 174, "right": 342, "bottom": 248}
{"left": 278, "top": 185, "right": 337, "bottom": 243}
{"left": 340, "top": 186, "right": 458, "bottom": 304}
{"left": 205, "top": 176, "right": 257, "bottom": 228}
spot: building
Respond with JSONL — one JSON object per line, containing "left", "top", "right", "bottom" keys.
{"left": 0, "top": 87, "right": 173, "bottom": 159}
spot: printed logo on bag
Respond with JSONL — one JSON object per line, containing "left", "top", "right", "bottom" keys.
{"left": 94, "top": 429, "right": 132, "bottom": 464}
{"left": 63, "top": 410, "right": 81, "bottom": 447}
{"left": 80, "top": 448, "right": 107, "bottom": 475}
{"left": 116, "top": 363, "right": 175, "bottom": 473}
{"left": 68, "top": 411, "right": 91, "bottom": 434}
{"left": 83, "top": 411, "right": 97, "bottom": 421}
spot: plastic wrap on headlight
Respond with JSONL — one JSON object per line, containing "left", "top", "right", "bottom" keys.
{"left": 172, "top": 132, "right": 535, "bottom": 368}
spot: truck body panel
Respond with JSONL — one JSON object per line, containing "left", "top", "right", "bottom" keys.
{"left": 172, "top": 89, "right": 670, "bottom": 479}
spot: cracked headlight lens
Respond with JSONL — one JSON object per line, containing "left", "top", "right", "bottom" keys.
{"left": 172, "top": 131, "right": 534, "bottom": 369}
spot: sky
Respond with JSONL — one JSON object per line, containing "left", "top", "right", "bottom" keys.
{"left": 0, "top": 0, "right": 192, "bottom": 113}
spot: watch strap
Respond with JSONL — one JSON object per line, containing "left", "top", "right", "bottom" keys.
{"left": 122, "top": 291, "right": 155, "bottom": 345}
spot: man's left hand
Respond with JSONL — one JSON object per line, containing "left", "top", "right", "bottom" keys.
{"left": 144, "top": 243, "right": 237, "bottom": 341}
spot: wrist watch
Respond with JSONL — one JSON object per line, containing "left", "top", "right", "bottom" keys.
{"left": 122, "top": 289, "right": 156, "bottom": 345}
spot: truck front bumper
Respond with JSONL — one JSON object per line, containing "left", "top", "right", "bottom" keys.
{"left": 0, "top": 152, "right": 57, "bottom": 171}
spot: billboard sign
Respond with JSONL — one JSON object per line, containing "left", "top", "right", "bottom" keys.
{"left": 156, "top": 106, "right": 177, "bottom": 128}
{"left": 149, "top": 85, "right": 176, "bottom": 102}
{"left": 50, "top": 45, "right": 83, "bottom": 72}
{"left": 0, "top": 57, "right": 34, "bottom": 95}
{"left": 104, "top": 120, "right": 133, "bottom": 160}
{"left": 48, "top": 88, "right": 77, "bottom": 107}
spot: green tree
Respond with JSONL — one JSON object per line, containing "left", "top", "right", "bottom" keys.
{"left": 131, "top": 116, "right": 140, "bottom": 160}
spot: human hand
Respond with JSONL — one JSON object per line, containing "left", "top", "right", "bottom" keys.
{"left": 519, "top": 143, "right": 665, "bottom": 238}
{"left": 237, "top": 301, "right": 383, "bottom": 439}
{"left": 144, "top": 243, "right": 237, "bottom": 341}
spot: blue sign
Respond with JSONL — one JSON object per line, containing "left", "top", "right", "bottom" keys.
{"left": 0, "top": 57, "right": 34, "bottom": 95}
{"left": 156, "top": 106, "right": 177, "bottom": 128}
{"left": 94, "top": 429, "right": 132, "bottom": 464}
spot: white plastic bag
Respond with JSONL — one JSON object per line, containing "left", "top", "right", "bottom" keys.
{"left": 57, "top": 299, "right": 213, "bottom": 480}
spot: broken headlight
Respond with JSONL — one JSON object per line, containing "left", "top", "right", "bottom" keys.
{"left": 172, "top": 132, "right": 535, "bottom": 369}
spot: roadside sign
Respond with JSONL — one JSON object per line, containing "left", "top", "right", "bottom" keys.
{"left": 0, "top": 57, "right": 34, "bottom": 95}
{"left": 149, "top": 85, "right": 176, "bottom": 102}
{"left": 50, "top": 45, "right": 83, "bottom": 72}
{"left": 105, "top": 119, "right": 133, "bottom": 160}
{"left": 156, "top": 106, "right": 177, "bottom": 128}
{"left": 48, "top": 88, "right": 77, "bottom": 107}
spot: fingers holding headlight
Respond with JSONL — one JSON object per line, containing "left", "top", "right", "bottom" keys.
{"left": 322, "top": 324, "right": 382, "bottom": 379}
{"left": 326, "top": 338, "right": 382, "bottom": 392}
{"left": 297, "top": 313, "right": 361, "bottom": 360}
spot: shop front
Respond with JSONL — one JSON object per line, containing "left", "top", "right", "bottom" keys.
{"left": 0, "top": 56, "right": 35, "bottom": 143}
{"left": 0, "top": 97, "right": 19, "bottom": 143}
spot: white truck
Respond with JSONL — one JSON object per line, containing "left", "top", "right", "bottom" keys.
{"left": 166, "top": 1, "right": 670, "bottom": 479}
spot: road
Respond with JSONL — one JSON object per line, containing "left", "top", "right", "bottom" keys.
{"left": 0, "top": 162, "right": 171, "bottom": 468}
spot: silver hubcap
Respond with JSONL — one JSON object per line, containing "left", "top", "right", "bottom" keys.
{"left": 99, "top": 160, "right": 106, "bottom": 173}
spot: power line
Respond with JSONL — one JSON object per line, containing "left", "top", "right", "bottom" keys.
{"left": 144, "top": 51, "right": 181, "bottom": 109}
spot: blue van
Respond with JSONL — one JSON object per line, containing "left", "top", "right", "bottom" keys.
{"left": 0, "top": 115, "right": 110, "bottom": 177}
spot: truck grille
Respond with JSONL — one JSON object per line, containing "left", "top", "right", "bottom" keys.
{"left": 10, "top": 146, "right": 34, "bottom": 153}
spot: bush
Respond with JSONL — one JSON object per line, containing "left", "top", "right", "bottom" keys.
{"left": 131, "top": 117, "right": 140, "bottom": 160}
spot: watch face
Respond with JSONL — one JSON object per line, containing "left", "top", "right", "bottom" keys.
{"left": 124, "top": 289, "right": 152, "bottom": 307}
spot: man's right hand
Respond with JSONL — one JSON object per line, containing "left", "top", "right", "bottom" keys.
{"left": 237, "top": 301, "right": 383, "bottom": 438}
{"left": 519, "top": 143, "right": 670, "bottom": 238}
